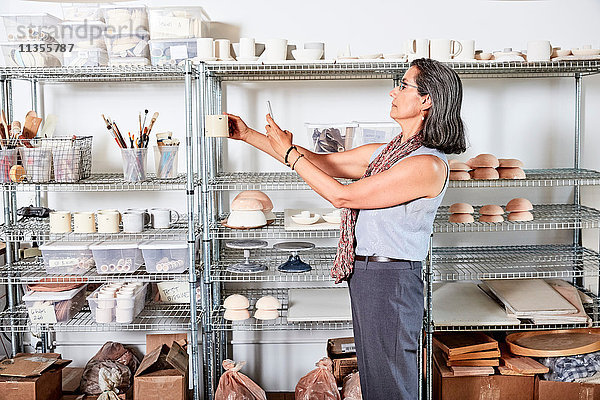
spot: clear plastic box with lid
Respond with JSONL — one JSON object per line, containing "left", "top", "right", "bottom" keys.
{"left": 23, "top": 284, "right": 88, "bottom": 323}
{"left": 89, "top": 241, "right": 143, "bottom": 274}
{"left": 0, "top": 13, "right": 62, "bottom": 42}
{"left": 139, "top": 240, "right": 189, "bottom": 273}
{"left": 39, "top": 241, "right": 96, "bottom": 275}
{"left": 148, "top": 6, "right": 209, "bottom": 40}
{"left": 0, "top": 41, "right": 63, "bottom": 67}
{"left": 305, "top": 122, "right": 358, "bottom": 154}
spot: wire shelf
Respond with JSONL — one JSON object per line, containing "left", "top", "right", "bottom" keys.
{"left": 205, "top": 60, "right": 600, "bottom": 81}
{"left": 209, "top": 169, "right": 600, "bottom": 191}
{"left": 0, "top": 66, "right": 187, "bottom": 82}
{"left": 433, "top": 244, "right": 600, "bottom": 281}
{"left": 434, "top": 287, "right": 600, "bottom": 332}
{"left": 0, "top": 259, "right": 196, "bottom": 284}
{"left": 1, "top": 217, "right": 197, "bottom": 242}
{"left": 434, "top": 204, "right": 600, "bottom": 233}
{"left": 210, "top": 288, "right": 353, "bottom": 331}
{"left": 0, "top": 303, "right": 200, "bottom": 333}
{"left": 211, "top": 247, "right": 336, "bottom": 282}
{"left": 210, "top": 212, "right": 339, "bottom": 239}
{"left": 1, "top": 173, "right": 190, "bottom": 192}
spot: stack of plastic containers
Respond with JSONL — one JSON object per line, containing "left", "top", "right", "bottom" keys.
{"left": 23, "top": 284, "right": 88, "bottom": 323}
{"left": 39, "top": 241, "right": 96, "bottom": 274}
{"left": 0, "top": 13, "right": 63, "bottom": 67}
{"left": 139, "top": 240, "right": 189, "bottom": 273}
{"left": 60, "top": 4, "right": 107, "bottom": 67}
{"left": 147, "top": 7, "right": 210, "bottom": 66}
{"left": 102, "top": 5, "right": 150, "bottom": 66}
{"left": 90, "top": 241, "right": 144, "bottom": 274}
{"left": 87, "top": 282, "right": 148, "bottom": 323}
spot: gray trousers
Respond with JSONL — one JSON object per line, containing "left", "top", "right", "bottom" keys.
{"left": 348, "top": 258, "right": 423, "bottom": 400}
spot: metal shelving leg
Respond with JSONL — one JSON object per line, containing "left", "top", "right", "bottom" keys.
{"left": 185, "top": 61, "right": 201, "bottom": 400}
{"left": 3, "top": 189, "right": 18, "bottom": 356}
{"left": 573, "top": 74, "right": 585, "bottom": 289}
{"left": 425, "top": 235, "right": 434, "bottom": 400}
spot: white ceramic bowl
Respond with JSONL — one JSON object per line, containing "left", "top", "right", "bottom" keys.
{"left": 254, "top": 309, "right": 279, "bottom": 320}
{"left": 291, "top": 49, "right": 323, "bottom": 61}
{"left": 291, "top": 212, "right": 321, "bottom": 225}
{"left": 227, "top": 210, "right": 267, "bottom": 228}
{"left": 322, "top": 212, "right": 342, "bottom": 224}
{"left": 571, "top": 48, "right": 600, "bottom": 56}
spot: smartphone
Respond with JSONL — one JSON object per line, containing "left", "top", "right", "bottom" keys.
{"left": 267, "top": 100, "right": 274, "bottom": 120}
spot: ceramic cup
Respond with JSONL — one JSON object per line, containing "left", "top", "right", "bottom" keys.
{"left": 122, "top": 210, "right": 150, "bottom": 233}
{"left": 150, "top": 208, "right": 180, "bottom": 229}
{"left": 97, "top": 210, "right": 121, "bottom": 233}
{"left": 49, "top": 211, "right": 72, "bottom": 233}
{"left": 215, "top": 39, "right": 232, "bottom": 60}
{"left": 205, "top": 114, "right": 229, "bottom": 137}
{"left": 304, "top": 42, "right": 325, "bottom": 59}
{"left": 115, "top": 307, "right": 134, "bottom": 323}
{"left": 454, "top": 40, "right": 475, "bottom": 60}
{"left": 239, "top": 37, "right": 255, "bottom": 59}
{"left": 405, "top": 39, "right": 429, "bottom": 61}
{"left": 264, "top": 39, "right": 288, "bottom": 61}
{"left": 527, "top": 40, "right": 552, "bottom": 62}
{"left": 197, "top": 37, "right": 214, "bottom": 60}
{"left": 429, "top": 39, "right": 462, "bottom": 61}
{"left": 73, "top": 211, "right": 96, "bottom": 233}
{"left": 95, "top": 307, "right": 113, "bottom": 323}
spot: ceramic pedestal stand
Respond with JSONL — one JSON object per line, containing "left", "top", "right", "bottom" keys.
{"left": 273, "top": 241, "right": 315, "bottom": 273}
{"left": 225, "top": 239, "right": 268, "bottom": 273}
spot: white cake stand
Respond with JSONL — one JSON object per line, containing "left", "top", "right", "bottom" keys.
{"left": 273, "top": 241, "right": 315, "bottom": 273}
{"left": 225, "top": 239, "right": 268, "bottom": 273}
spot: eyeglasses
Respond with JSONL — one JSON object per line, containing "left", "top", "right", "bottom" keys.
{"left": 398, "top": 80, "right": 419, "bottom": 91}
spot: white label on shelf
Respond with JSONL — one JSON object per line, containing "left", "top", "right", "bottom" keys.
{"left": 157, "top": 282, "right": 189, "bottom": 303}
{"left": 152, "top": 16, "right": 190, "bottom": 37}
{"left": 341, "top": 343, "right": 355, "bottom": 353}
{"left": 170, "top": 45, "right": 188, "bottom": 60}
{"left": 28, "top": 305, "right": 57, "bottom": 324}
{"left": 49, "top": 258, "right": 78, "bottom": 268}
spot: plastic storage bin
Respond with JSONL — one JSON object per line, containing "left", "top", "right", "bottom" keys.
{"left": 102, "top": 6, "right": 148, "bottom": 34}
{"left": 0, "top": 42, "right": 63, "bottom": 67}
{"left": 23, "top": 284, "right": 87, "bottom": 323}
{"left": 63, "top": 47, "right": 108, "bottom": 67}
{"left": 1, "top": 13, "right": 62, "bottom": 42}
{"left": 40, "top": 241, "right": 96, "bottom": 275}
{"left": 352, "top": 122, "right": 402, "bottom": 148}
{"left": 90, "top": 241, "right": 143, "bottom": 274}
{"left": 109, "top": 57, "right": 150, "bottom": 66}
{"left": 149, "top": 38, "right": 199, "bottom": 66}
{"left": 305, "top": 122, "right": 358, "bottom": 153}
{"left": 62, "top": 3, "right": 104, "bottom": 22}
{"left": 87, "top": 282, "right": 148, "bottom": 323}
{"left": 60, "top": 21, "right": 106, "bottom": 49}
{"left": 148, "top": 6, "right": 209, "bottom": 39}
{"left": 105, "top": 31, "right": 150, "bottom": 59}
{"left": 139, "top": 240, "right": 189, "bottom": 273}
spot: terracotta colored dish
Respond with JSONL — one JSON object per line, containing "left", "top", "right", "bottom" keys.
{"left": 506, "top": 198, "right": 533, "bottom": 212}
{"left": 220, "top": 218, "right": 273, "bottom": 230}
{"left": 471, "top": 168, "right": 499, "bottom": 180}
{"left": 449, "top": 162, "right": 471, "bottom": 172}
{"left": 449, "top": 203, "right": 474, "bottom": 214}
{"left": 506, "top": 329, "right": 600, "bottom": 357}
{"left": 479, "top": 214, "right": 504, "bottom": 223}
{"left": 450, "top": 171, "right": 470, "bottom": 181}
{"left": 498, "top": 167, "right": 526, "bottom": 179}
{"left": 449, "top": 213, "right": 474, "bottom": 223}
{"left": 498, "top": 158, "right": 524, "bottom": 168}
{"left": 508, "top": 211, "right": 534, "bottom": 221}
{"left": 479, "top": 205, "right": 504, "bottom": 216}
{"left": 468, "top": 154, "right": 500, "bottom": 168}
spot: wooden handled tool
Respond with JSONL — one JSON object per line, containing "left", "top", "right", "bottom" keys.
{"left": 23, "top": 111, "right": 42, "bottom": 139}
{"left": 146, "top": 112, "right": 159, "bottom": 134}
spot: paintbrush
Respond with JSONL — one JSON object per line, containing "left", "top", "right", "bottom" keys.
{"left": 112, "top": 120, "right": 127, "bottom": 148}
{"left": 101, "top": 114, "right": 124, "bottom": 148}
{"left": 146, "top": 112, "right": 159, "bottom": 135}
{"left": 139, "top": 112, "right": 142, "bottom": 135}
{"left": 142, "top": 109, "right": 148, "bottom": 132}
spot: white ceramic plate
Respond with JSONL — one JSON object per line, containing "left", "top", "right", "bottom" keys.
{"left": 291, "top": 213, "right": 321, "bottom": 225}
{"left": 571, "top": 48, "right": 600, "bottom": 56}
{"left": 322, "top": 213, "right": 341, "bottom": 224}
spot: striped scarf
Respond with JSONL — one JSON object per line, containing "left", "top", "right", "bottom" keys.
{"left": 331, "top": 131, "right": 425, "bottom": 283}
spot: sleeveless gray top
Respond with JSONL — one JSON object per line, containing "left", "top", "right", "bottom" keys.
{"left": 354, "top": 144, "right": 449, "bottom": 261}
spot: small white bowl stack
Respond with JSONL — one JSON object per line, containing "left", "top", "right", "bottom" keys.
{"left": 95, "top": 282, "right": 144, "bottom": 323}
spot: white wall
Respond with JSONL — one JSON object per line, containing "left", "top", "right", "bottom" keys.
{"left": 2, "top": 0, "right": 600, "bottom": 393}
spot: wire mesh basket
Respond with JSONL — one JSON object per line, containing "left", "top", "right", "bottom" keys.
{"left": 16, "top": 136, "right": 93, "bottom": 183}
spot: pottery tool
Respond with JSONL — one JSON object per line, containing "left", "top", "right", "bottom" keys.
{"left": 129, "top": 132, "right": 134, "bottom": 148}
{"left": 111, "top": 120, "right": 127, "bottom": 148}
{"left": 101, "top": 114, "right": 124, "bottom": 148}
{"left": 39, "top": 114, "right": 57, "bottom": 138}
{"left": 146, "top": 112, "right": 159, "bottom": 135}
{"left": 138, "top": 112, "right": 142, "bottom": 135}
{"left": 506, "top": 328, "right": 600, "bottom": 357}
{"left": 23, "top": 111, "right": 42, "bottom": 139}
{"left": 142, "top": 109, "right": 148, "bottom": 131}
{"left": 267, "top": 100, "right": 273, "bottom": 119}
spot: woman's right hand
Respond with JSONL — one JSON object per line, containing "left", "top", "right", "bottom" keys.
{"left": 225, "top": 113, "right": 250, "bottom": 141}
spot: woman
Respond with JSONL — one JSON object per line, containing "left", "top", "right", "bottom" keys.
{"left": 226, "top": 58, "right": 466, "bottom": 399}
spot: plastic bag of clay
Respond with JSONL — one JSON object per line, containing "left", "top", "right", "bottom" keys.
{"left": 214, "top": 359, "right": 267, "bottom": 400}
{"left": 96, "top": 367, "right": 123, "bottom": 400}
{"left": 79, "top": 360, "right": 132, "bottom": 395}
{"left": 295, "top": 357, "right": 341, "bottom": 400}
{"left": 341, "top": 372, "right": 362, "bottom": 400}
{"left": 89, "top": 341, "right": 140, "bottom": 377}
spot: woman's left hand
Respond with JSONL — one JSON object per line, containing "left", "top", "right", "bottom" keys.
{"left": 265, "top": 114, "right": 293, "bottom": 158}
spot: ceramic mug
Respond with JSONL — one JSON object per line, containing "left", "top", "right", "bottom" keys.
{"left": 214, "top": 39, "right": 232, "bottom": 61}
{"left": 97, "top": 211, "right": 120, "bottom": 233}
{"left": 405, "top": 39, "right": 429, "bottom": 61}
{"left": 122, "top": 210, "right": 150, "bottom": 233}
{"left": 304, "top": 42, "right": 325, "bottom": 59}
{"left": 264, "top": 39, "right": 288, "bottom": 61}
{"left": 205, "top": 114, "right": 229, "bottom": 137}
{"left": 49, "top": 211, "right": 71, "bottom": 233}
{"left": 239, "top": 37, "right": 255, "bottom": 59}
{"left": 197, "top": 38, "right": 214, "bottom": 60}
{"left": 150, "top": 208, "right": 180, "bottom": 229}
{"left": 98, "top": 209, "right": 121, "bottom": 223}
{"left": 454, "top": 40, "right": 475, "bottom": 60}
{"left": 527, "top": 40, "right": 552, "bottom": 62}
{"left": 430, "top": 39, "right": 462, "bottom": 61}
{"left": 73, "top": 211, "right": 96, "bottom": 233}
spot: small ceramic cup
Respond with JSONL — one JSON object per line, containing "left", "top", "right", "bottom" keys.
{"left": 49, "top": 211, "right": 72, "bottom": 233}
{"left": 97, "top": 211, "right": 121, "bottom": 233}
{"left": 150, "top": 208, "right": 180, "bottom": 229}
{"left": 73, "top": 211, "right": 96, "bottom": 233}
{"left": 205, "top": 115, "right": 229, "bottom": 137}
{"left": 239, "top": 37, "right": 255, "bottom": 58}
{"left": 122, "top": 210, "right": 150, "bottom": 233}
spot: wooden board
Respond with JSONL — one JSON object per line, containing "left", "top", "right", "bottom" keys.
{"left": 498, "top": 366, "right": 535, "bottom": 376}
{"left": 506, "top": 328, "right": 600, "bottom": 357}
{"left": 287, "top": 288, "right": 352, "bottom": 322}
{"left": 432, "top": 348, "right": 454, "bottom": 378}
{"left": 284, "top": 208, "right": 340, "bottom": 231}
{"left": 448, "top": 349, "right": 501, "bottom": 361}
{"left": 433, "top": 332, "right": 498, "bottom": 356}
{"left": 443, "top": 352, "right": 499, "bottom": 367}
{"left": 499, "top": 344, "right": 549, "bottom": 374}
{"left": 450, "top": 366, "right": 495, "bottom": 376}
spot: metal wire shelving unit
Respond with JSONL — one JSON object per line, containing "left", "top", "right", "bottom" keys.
{"left": 196, "top": 60, "right": 600, "bottom": 400}
{"left": 0, "top": 64, "right": 203, "bottom": 400}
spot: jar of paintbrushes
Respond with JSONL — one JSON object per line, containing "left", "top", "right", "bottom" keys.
{"left": 154, "top": 131, "right": 180, "bottom": 179}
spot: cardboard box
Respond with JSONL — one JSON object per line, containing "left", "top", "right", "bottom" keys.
{"left": 535, "top": 377, "right": 600, "bottom": 400}
{"left": 327, "top": 337, "right": 355, "bottom": 359}
{"left": 0, "top": 354, "right": 71, "bottom": 400}
{"left": 433, "top": 358, "right": 534, "bottom": 400}
{"left": 332, "top": 356, "right": 357, "bottom": 386}
{"left": 134, "top": 337, "right": 189, "bottom": 400}
{"left": 62, "top": 367, "right": 84, "bottom": 394}
{"left": 145, "top": 333, "right": 187, "bottom": 353}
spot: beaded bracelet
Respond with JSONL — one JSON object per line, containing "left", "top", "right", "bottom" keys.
{"left": 292, "top": 154, "right": 305, "bottom": 171}
{"left": 284, "top": 145, "right": 297, "bottom": 166}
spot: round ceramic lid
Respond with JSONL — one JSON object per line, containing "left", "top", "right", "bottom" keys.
{"left": 225, "top": 240, "right": 268, "bottom": 250}
{"left": 273, "top": 242, "right": 315, "bottom": 252}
